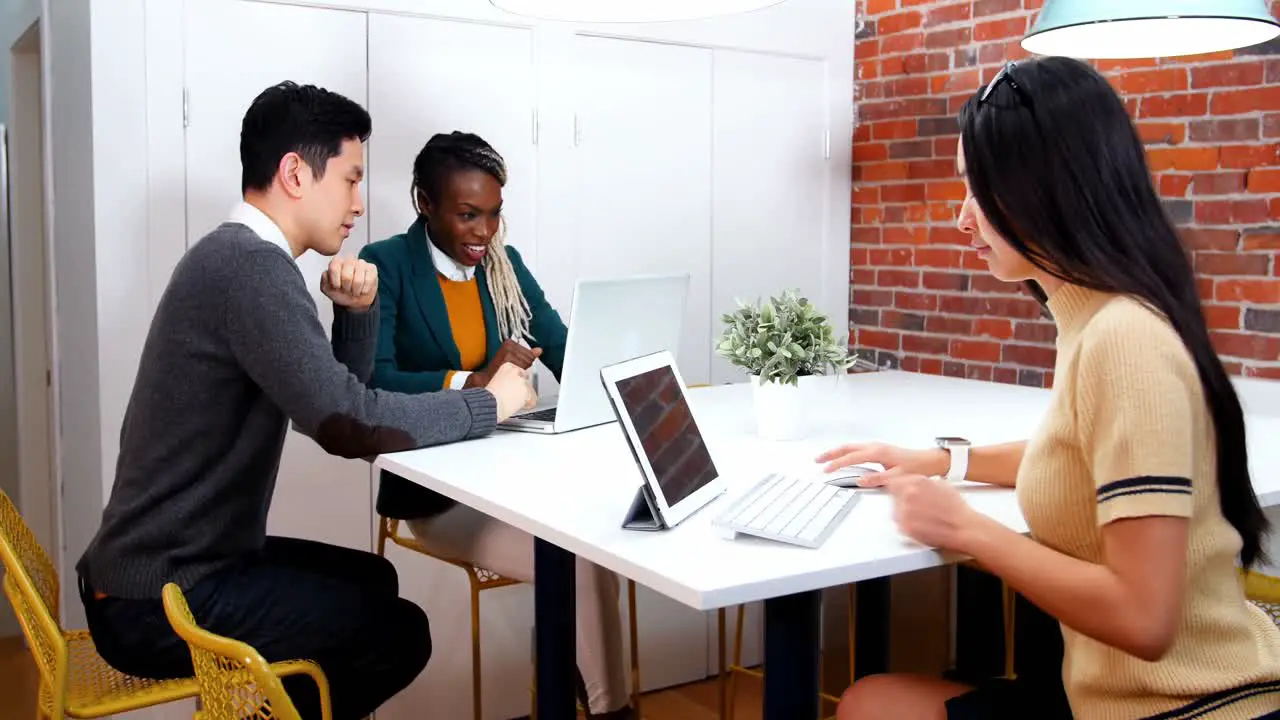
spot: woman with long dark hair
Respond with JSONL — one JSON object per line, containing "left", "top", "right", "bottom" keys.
{"left": 822, "top": 56, "right": 1280, "bottom": 719}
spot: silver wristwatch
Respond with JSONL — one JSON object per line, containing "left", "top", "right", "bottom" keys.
{"left": 934, "top": 436, "right": 971, "bottom": 483}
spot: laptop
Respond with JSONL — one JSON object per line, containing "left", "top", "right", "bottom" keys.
{"left": 499, "top": 273, "right": 690, "bottom": 434}
{"left": 599, "top": 350, "right": 728, "bottom": 530}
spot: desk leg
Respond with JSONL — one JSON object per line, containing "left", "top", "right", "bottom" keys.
{"left": 854, "top": 577, "right": 891, "bottom": 678}
{"left": 763, "top": 590, "right": 820, "bottom": 720}
{"left": 534, "top": 537, "right": 576, "bottom": 720}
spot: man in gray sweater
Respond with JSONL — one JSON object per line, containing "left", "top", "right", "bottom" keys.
{"left": 74, "top": 81, "right": 533, "bottom": 720}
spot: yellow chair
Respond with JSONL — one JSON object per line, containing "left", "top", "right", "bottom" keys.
{"left": 1242, "top": 569, "right": 1280, "bottom": 626}
{"left": 160, "top": 582, "right": 331, "bottom": 720}
{"left": 0, "top": 489, "right": 199, "bottom": 720}
{"left": 376, "top": 516, "right": 644, "bottom": 719}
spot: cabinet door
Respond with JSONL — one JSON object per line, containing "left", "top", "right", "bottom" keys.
{"left": 709, "top": 51, "right": 829, "bottom": 386}
{"left": 365, "top": 15, "right": 543, "bottom": 720}
{"left": 182, "top": 0, "right": 373, "bottom": 551}
{"left": 568, "top": 36, "right": 714, "bottom": 387}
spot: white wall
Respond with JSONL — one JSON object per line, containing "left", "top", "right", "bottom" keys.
{"left": 0, "top": 0, "right": 40, "bottom": 123}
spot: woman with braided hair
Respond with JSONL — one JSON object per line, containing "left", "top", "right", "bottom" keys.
{"left": 360, "top": 131, "right": 635, "bottom": 719}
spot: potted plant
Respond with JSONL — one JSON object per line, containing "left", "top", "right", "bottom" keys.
{"left": 715, "top": 289, "right": 856, "bottom": 440}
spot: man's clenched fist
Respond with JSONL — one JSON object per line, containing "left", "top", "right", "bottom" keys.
{"left": 321, "top": 257, "right": 378, "bottom": 310}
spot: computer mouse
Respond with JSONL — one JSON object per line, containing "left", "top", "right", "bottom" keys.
{"left": 823, "top": 464, "right": 882, "bottom": 488}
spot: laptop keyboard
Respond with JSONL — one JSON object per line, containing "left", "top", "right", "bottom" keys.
{"left": 516, "top": 407, "right": 558, "bottom": 422}
{"left": 712, "top": 473, "right": 860, "bottom": 548}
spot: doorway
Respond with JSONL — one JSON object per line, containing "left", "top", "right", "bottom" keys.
{"left": 8, "top": 17, "right": 58, "bottom": 580}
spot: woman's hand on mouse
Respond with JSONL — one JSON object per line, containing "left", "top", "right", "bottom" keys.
{"left": 814, "top": 442, "right": 949, "bottom": 487}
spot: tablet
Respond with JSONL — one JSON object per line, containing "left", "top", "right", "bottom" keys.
{"left": 600, "top": 350, "right": 728, "bottom": 530}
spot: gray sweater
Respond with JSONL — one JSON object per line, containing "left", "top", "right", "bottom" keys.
{"left": 76, "top": 223, "right": 497, "bottom": 598}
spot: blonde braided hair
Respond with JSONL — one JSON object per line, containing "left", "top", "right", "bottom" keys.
{"left": 412, "top": 132, "right": 532, "bottom": 341}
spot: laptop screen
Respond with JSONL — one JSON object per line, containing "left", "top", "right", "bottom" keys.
{"left": 613, "top": 364, "right": 718, "bottom": 507}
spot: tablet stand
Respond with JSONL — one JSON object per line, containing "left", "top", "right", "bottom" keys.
{"left": 622, "top": 483, "right": 666, "bottom": 531}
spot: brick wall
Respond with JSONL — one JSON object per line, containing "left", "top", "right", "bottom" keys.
{"left": 852, "top": 0, "right": 1280, "bottom": 386}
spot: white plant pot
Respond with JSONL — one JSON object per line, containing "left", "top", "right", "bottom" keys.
{"left": 750, "top": 374, "right": 806, "bottom": 441}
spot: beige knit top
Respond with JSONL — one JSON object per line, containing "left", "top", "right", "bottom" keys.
{"left": 1016, "top": 283, "right": 1280, "bottom": 719}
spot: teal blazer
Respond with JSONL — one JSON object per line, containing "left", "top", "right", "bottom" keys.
{"left": 359, "top": 218, "right": 568, "bottom": 394}
{"left": 359, "top": 218, "right": 568, "bottom": 518}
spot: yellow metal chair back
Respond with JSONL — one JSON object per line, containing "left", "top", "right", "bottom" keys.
{"left": 1243, "top": 569, "right": 1280, "bottom": 627}
{"left": 0, "top": 490, "right": 200, "bottom": 719}
{"left": 161, "top": 582, "right": 327, "bottom": 720}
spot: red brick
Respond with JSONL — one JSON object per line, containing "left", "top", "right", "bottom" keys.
{"left": 854, "top": 143, "right": 889, "bottom": 163}
{"left": 1216, "top": 279, "right": 1280, "bottom": 303}
{"left": 854, "top": 289, "right": 895, "bottom": 308}
{"left": 882, "top": 183, "right": 928, "bottom": 203}
{"left": 852, "top": 268, "right": 877, "bottom": 286}
{"left": 929, "top": 226, "right": 970, "bottom": 245}
{"left": 1188, "top": 118, "right": 1259, "bottom": 143}
{"left": 969, "top": 274, "right": 1018, "bottom": 294}
{"left": 878, "top": 10, "right": 924, "bottom": 35}
{"left": 926, "top": 27, "right": 971, "bottom": 49}
{"left": 878, "top": 269, "right": 921, "bottom": 288}
{"left": 974, "top": 0, "right": 1020, "bottom": 16}
{"left": 883, "top": 226, "right": 929, "bottom": 244}
{"left": 1096, "top": 58, "right": 1158, "bottom": 72}
{"left": 974, "top": 16, "right": 1026, "bottom": 42}
{"left": 974, "top": 318, "right": 1014, "bottom": 340}
{"left": 1181, "top": 228, "right": 1241, "bottom": 251}
{"left": 925, "top": 2, "right": 970, "bottom": 27}
{"left": 1190, "top": 171, "right": 1247, "bottom": 195}
{"left": 1211, "top": 87, "right": 1280, "bottom": 115}
{"left": 1191, "top": 62, "right": 1265, "bottom": 89}
{"left": 854, "top": 123, "right": 873, "bottom": 144}
{"left": 919, "top": 357, "right": 944, "bottom": 374}
{"left": 1139, "top": 94, "right": 1209, "bottom": 118}
{"left": 1211, "top": 332, "right": 1280, "bottom": 361}
{"left": 1114, "top": 68, "right": 1188, "bottom": 95}
{"left": 852, "top": 225, "right": 882, "bottom": 245}
{"left": 1245, "top": 366, "right": 1280, "bottom": 380}
{"left": 1002, "top": 344, "right": 1056, "bottom": 368}
{"left": 881, "top": 310, "right": 926, "bottom": 331}
{"left": 1022, "top": 0, "right": 1043, "bottom": 8}
{"left": 870, "top": 248, "right": 914, "bottom": 266}
{"left": 1233, "top": 199, "right": 1273, "bottom": 224}
{"left": 903, "top": 333, "right": 950, "bottom": 355}
{"left": 1159, "top": 174, "right": 1192, "bottom": 197}
{"left": 926, "top": 315, "right": 973, "bottom": 334}
{"left": 1243, "top": 232, "right": 1280, "bottom": 251}
{"left": 870, "top": 120, "right": 916, "bottom": 140}
{"left": 1137, "top": 122, "right": 1187, "bottom": 145}
{"left": 1248, "top": 167, "right": 1280, "bottom": 193}
{"left": 1194, "top": 252, "right": 1271, "bottom": 276}
{"left": 850, "top": 247, "right": 870, "bottom": 266}
{"left": 889, "top": 138, "right": 934, "bottom": 157}
{"left": 1220, "top": 143, "right": 1280, "bottom": 168}
{"left": 896, "top": 292, "right": 939, "bottom": 311}
{"left": 908, "top": 159, "right": 957, "bottom": 179}
{"left": 856, "top": 328, "right": 902, "bottom": 351}
{"left": 860, "top": 97, "right": 949, "bottom": 121}
{"left": 903, "top": 52, "right": 951, "bottom": 74}
{"left": 881, "top": 32, "right": 926, "bottom": 55}
{"left": 929, "top": 203, "right": 959, "bottom": 222}
{"left": 1202, "top": 304, "right": 1242, "bottom": 330}
{"left": 899, "top": 0, "right": 936, "bottom": 5}
{"left": 1146, "top": 146, "right": 1220, "bottom": 171}
{"left": 1160, "top": 50, "right": 1235, "bottom": 65}
{"left": 861, "top": 162, "right": 911, "bottom": 181}
{"left": 1265, "top": 113, "right": 1280, "bottom": 138}
{"left": 853, "top": 186, "right": 879, "bottom": 205}
{"left": 966, "top": 364, "right": 995, "bottom": 381}
{"left": 927, "top": 181, "right": 966, "bottom": 202}
{"left": 951, "top": 339, "right": 1002, "bottom": 363}
{"left": 1013, "top": 321, "right": 1056, "bottom": 344}
{"left": 914, "top": 248, "right": 962, "bottom": 268}
{"left": 923, "top": 272, "right": 969, "bottom": 291}
{"left": 865, "top": 0, "right": 897, "bottom": 14}
{"left": 993, "top": 366, "right": 1019, "bottom": 384}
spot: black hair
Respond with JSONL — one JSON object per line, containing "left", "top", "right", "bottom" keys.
{"left": 959, "top": 56, "right": 1268, "bottom": 569}
{"left": 239, "top": 81, "right": 372, "bottom": 193}
{"left": 410, "top": 131, "right": 508, "bottom": 212}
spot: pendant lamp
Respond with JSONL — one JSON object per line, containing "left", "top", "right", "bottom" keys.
{"left": 488, "top": 0, "right": 786, "bottom": 23}
{"left": 1022, "top": 0, "right": 1280, "bottom": 59}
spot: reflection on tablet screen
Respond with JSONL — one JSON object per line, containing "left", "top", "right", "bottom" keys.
{"left": 613, "top": 365, "right": 718, "bottom": 507}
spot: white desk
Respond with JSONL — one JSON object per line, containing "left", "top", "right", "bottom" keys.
{"left": 375, "top": 370, "right": 1280, "bottom": 719}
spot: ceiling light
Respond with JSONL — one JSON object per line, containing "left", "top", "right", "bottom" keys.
{"left": 1022, "top": 0, "right": 1280, "bottom": 59}
{"left": 489, "top": 0, "right": 786, "bottom": 23}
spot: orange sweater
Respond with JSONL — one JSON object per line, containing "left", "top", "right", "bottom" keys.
{"left": 438, "top": 274, "right": 486, "bottom": 388}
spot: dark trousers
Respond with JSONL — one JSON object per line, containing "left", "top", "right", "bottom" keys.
{"left": 80, "top": 537, "right": 431, "bottom": 720}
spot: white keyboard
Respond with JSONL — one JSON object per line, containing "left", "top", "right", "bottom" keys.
{"left": 712, "top": 473, "right": 860, "bottom": 548}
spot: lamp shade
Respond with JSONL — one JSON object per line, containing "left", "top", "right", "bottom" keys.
{"left": 1022, "top": 0, "right": 1280, "bottom": 59}
{"left": 488, "top": 0, "right": 785, "bottom": 23}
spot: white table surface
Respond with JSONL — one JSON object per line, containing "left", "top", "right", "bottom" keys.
{"left": 376, "top": 370, "right": 1280, "bottom": 610}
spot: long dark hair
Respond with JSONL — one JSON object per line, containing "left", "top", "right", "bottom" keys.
{"left": 959, "top": 56, "right": 1268, "bottom": 568}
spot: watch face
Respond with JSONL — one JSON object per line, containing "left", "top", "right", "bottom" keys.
{"left": 936, "top": 436, "right": 971, "bottom": 447}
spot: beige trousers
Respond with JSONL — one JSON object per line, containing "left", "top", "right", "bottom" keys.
{"left": 407, "top": 505, "right": 629, "bottom": 714}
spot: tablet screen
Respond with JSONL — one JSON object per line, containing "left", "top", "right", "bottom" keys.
{"left": 613, "top": 364, "right": 718, "bottom": 507}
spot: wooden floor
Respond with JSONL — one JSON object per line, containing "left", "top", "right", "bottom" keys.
{"left": 0, "top": 634, "right": 812, "bottom": 720}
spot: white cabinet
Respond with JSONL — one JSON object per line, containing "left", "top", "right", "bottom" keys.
{"left": 183, "top": 0, "right": 375, "bottom": 552}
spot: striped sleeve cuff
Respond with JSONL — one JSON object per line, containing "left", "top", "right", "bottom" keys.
{"left": 1096, "top": 475, "right": 1193, "bottom": 525}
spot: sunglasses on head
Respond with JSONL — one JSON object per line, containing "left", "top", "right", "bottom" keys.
{"left": 980, "top": 61, "right": 1033, "bottom": 107}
